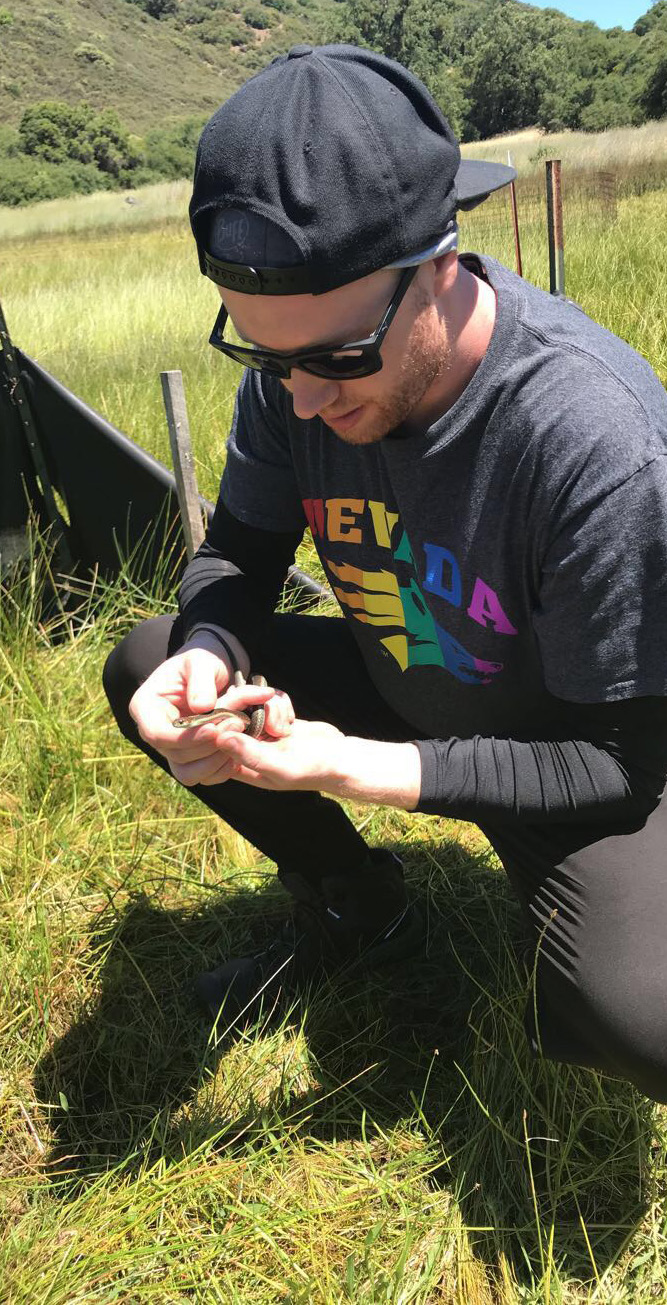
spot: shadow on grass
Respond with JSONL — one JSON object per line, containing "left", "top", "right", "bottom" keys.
{"left": 34, "top": 835, "right": 655, "bottom": 1288}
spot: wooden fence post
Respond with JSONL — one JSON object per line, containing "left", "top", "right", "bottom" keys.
{"left": 546, "top": 159, "right": 565, "bottom": 297}
{"left": 160, "top": 370, "right": 205, "bottom": 562}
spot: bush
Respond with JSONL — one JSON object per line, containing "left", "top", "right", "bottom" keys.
{"left": 125, "top": 0, "right": 178, "bottom": 16}
{"left": 74, "top": 43, "right": 114, "bottom": 67}
{"left": 18, "top": 102, "right": 141, "bottom": 178}
{"left": 0, "top": 8, "right": 14, "bottom": 25}
{"left": 243, "top": 5, "right": 269, "bottom": 27}
{"left": 145, "top": 0, "right": 178, "bottom": 15}
{"left": 579, "top": 93, "right": 637, "bottom": 132}
{"left": 199, "top": 20, "right": 240, "bottom": 44}
{"left": 143, "top": 116, "right": 205, "bottom": 179}
{"left": 0, "top": 154, "right": 112, "bottom": 206}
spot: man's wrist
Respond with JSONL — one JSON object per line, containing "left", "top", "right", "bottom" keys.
{"left": 323, "top": 737, "right": 422, "bottom": 810}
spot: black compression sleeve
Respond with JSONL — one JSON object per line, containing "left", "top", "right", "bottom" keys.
{"left": 178, "top": 499, "right": 304, "bottom": 658}
{"left": 413, "top": 696, "right": 667, "bottom": 824}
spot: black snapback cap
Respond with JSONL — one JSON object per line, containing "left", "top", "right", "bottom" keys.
{"left": 189, "top": 43, "right": 516, "bottom": 296}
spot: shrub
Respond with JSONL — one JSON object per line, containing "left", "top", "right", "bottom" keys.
{"left": 243, "top": 5, "right": 268, "bottom": 27}
{"left": 74, "top": 43, "right": 114, "bottom": 67}
{"left": 143, "top": 116, "right": 205, "bottom": 179}
{"left": 0, "top": 8, "right": 14, "bottom": 25}
{"left": 0, "top": 155, "right": 111, "bottom": 206}
{"left": 199, "top": 20, "right": 240, "bottom": 44}
{"left": 145, "top": 0, "right": 178, "bottom": 16}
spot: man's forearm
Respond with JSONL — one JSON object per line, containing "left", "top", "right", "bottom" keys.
{"left": 320, "top": 718, "right": 667, "bottom": 826}
{"left": 324, "top": 737, "right": 422, "bottom": 810}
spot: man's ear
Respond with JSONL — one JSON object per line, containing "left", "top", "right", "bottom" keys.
{"left": 432, "top": 250, "right": 459, "bottom": 296}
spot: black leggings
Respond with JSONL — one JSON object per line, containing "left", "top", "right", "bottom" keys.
{"left": 103, "top": 612, "right": 667, "bottom": 1102}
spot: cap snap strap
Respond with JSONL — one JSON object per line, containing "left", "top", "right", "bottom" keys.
{"left": 203, "top": 251, "right": 325, "bottom": 296}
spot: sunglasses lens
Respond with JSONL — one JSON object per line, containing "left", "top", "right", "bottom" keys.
{"left": 214, "top": 340, "right": 289, "bottom": 377}
{"left": 303, "top": 349, "right": 377, "bottom": 379}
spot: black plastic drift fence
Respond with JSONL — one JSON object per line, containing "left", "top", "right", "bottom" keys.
{"left": 0, "top": 346, "right": 327, "bottom": 604}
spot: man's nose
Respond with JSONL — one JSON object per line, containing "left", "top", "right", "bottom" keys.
{"left": 285, "top": 369, "right": 340, "bottom": 420}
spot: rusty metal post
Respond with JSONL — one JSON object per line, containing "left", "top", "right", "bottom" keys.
{"left": 546, "top": 160, "right": 565, "bottom": 296}
{"left": 507, "top": 151, "right": 523, "bottom": 278}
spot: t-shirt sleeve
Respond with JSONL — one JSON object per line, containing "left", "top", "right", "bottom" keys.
{"left": 221, "top": 367, "right": 307, "bottom": 532}
{"left": 534, "top": 454, "right": 667, "bottom": 702}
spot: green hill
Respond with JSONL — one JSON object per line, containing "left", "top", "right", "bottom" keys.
{"left": 0, "top": 0, "right": 664, "bottom": 206}
{"left": 3, "top": 0, "right": 666, "bottom": 138}
{"left": 0, "top": 0, "right": 339, "bottom": 132}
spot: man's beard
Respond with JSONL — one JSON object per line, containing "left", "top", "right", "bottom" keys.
{"left": 324, "top": 325, "right": 449, "bottom": 445}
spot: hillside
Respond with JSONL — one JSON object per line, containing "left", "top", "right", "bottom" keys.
{"left": 0, "top": 0, "right": 339, "bottom": 131}
{"left": 0, "top": 0, "right": 664, "bottom": 210}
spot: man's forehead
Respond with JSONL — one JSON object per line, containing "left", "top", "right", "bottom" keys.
{"left": 219, "top": 266, "right": 399, "bottom": 349}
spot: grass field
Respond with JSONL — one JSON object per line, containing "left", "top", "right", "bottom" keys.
{"left": 1, "top": 167, "right": 667, "bottom": 1301}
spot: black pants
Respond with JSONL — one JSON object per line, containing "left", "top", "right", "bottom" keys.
{"left": 104, "top": 612, "right": 667, "bottom": 1103}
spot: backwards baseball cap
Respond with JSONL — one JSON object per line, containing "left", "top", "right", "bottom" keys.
{"left": 189, "top": 43, "right": 516, "bottom": 296}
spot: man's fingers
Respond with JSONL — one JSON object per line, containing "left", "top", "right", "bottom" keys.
{"left": 262, "top": 690, "right": 296, "bottom": 739}
{"left": 161, "top": 720, "right": 245, "bottom": 763}
{"left": 183, "top": 648, "right": 229, "bottom": 714}
{"left": 169, "top": 752, "right": 237, "bottom": 787}
{"left": 222, "top": 731, "right": 281, "bottom": 777}
{"left": 131, "top": 688, "right": 181, "bottom": 746}
{"left": 218, "top": 683, "right": 276, "bottom": 713}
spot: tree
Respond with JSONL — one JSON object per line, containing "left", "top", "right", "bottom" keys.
{"left": 636, "top": 30, "right": 667, "bottom": 117}
{"left": 18, "top": 102, "right": 97, "bottom": 165}
{"left": 18, "top": 101, "right": 143, "bottom": 181}
{"left": 633, "top": 1, "right": 667, "bottom": 39}
{"left": 461, "top": 6, "right": 557, "bottom": 139}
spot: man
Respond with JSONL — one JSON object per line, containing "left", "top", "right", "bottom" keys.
{"left": 104, "top": 45, "right": 667, "bottom": 1101}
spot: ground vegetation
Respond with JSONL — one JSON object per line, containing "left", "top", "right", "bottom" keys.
{"left": 1, "top": 154, "right": 666, "bottom": 1300}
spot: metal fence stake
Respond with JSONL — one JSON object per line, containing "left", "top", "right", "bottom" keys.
{"left": 508, "top": 151, "right": 523, "bottom": 278}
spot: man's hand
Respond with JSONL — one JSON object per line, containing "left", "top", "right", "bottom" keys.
{"left": 129, "top": 648, "right": 293, "bottom": 788}
{"left": 220, "top": 719, "right": 422, "bottom": 810}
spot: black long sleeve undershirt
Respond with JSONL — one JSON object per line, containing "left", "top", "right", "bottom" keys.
{"left": 414, "top": 698, "right": 667, "bottom": 825}
{"left": 178, "top": 503, "right": 667, "bottom": 825}
{"left": 179, "top": 498, "right": 303, "bottom": 661}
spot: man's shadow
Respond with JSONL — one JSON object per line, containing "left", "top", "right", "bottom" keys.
{"left": 34, "top": 836, "right": 655, "bottom": 1288}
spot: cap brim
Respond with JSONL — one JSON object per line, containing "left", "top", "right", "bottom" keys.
{"left": 455, "top": 159, "right": 517, "bottom": 212}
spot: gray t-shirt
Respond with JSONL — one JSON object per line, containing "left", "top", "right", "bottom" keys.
{"left": 220, "top": 253, "right": 667, "bottom": 746}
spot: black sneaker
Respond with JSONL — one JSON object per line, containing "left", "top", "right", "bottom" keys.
{"left": 193, "top": 850, "right": 425, "bottom": 1028}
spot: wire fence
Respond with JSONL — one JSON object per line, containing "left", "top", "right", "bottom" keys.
{"left": 457, "top": 162, "right": 660, "bottom": 296}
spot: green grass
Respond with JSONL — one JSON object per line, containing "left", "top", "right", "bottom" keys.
{"left": 461, "top": 121, "right": 667, "bottom": 191}
{"left": 1, "top": 177, "right": 667, "bottom": 1300}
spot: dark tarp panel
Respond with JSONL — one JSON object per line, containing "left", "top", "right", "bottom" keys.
{"left": 16, "top": 349, "right": 199, "bottom": 587}
{"left": 0, "top": 355, "right": 48, "bottom": 571}
{"left": 1, "top": 349, "right": 326, "bottom": 601}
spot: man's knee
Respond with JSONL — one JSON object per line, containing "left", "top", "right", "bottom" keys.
{"left": 536, "top": 957, "right": 667, "bottom": 1103}
{"left": 585, "top": 972, "right": 667, "bottom": 1102}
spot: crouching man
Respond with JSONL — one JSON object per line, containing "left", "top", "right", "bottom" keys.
{"left": 104, "top": 44, "right": 667, "bottom": 1101}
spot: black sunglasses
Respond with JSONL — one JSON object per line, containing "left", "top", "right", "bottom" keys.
{"left": 208, "top": 264, "right": 418, "bottom": 380}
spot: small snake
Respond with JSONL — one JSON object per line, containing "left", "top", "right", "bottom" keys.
{"left": 173, "top": 670, "right": 268, "bottom": 738}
